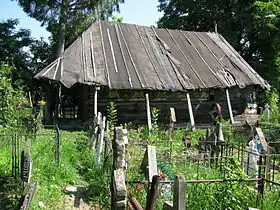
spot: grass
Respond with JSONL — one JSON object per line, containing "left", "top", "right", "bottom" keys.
{"left": 0, "top": 128, "right": 97, "bottom": 209}
{"left": 1, "top": 123, "right": 280, "bottom": 209}
{"left": 29, "top": 130, "right": 91, "bottom": 209}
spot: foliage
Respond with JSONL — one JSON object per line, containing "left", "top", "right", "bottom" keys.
{"left": 112, "top": 16, "right": 123, "bottom": 22}
{"left": 151, "top": 107, "right": 160, "bottom": 130}
{"left": 0, "top": 177, "right": 22, "bottom": 209}
{"left": 15, "top": 0, "right": 125, "bottom": 57}
{"left": 0, "top": 19, "right": 33, "bottom": 86}
{"left": 107, "top": 101, "right": 118, "bottom": 132}
{"left": 0, "top": 64, "right": 34, "bottom": 130}
{"left": 266, "top": 89, "right": 280, "bottom": 124}
{"left": 158, "top": 0, "right": 280, "bottom": 91}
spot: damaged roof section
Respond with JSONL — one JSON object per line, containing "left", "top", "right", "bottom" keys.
{"left": 34, "top": 20, "right": 270, "bottom": 91}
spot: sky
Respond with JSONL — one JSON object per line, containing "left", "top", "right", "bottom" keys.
{"left": 0, "top": 0, "right": 163, "bottom": 41}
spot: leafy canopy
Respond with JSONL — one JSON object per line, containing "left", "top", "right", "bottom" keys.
{"left": 15, "top": 0, "right": 125, "bottom": 54}
{"left": 0, "top": 19, "right": 33, "bottom": 85}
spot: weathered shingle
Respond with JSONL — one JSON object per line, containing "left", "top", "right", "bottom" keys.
{"left": 34, "top": 20, "right": 270, "bottom": 90}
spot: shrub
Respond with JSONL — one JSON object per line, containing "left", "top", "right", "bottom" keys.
{"left": 0, "top": 64, "right": 34, "bottom": 131}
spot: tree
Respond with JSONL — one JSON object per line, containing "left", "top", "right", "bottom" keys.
{"left": 15, "top": 0, "right": 125, "bottom": 58}
{"left": 0, "top": 19, "right": 33, "bottom": 86}
{"left": 157, "top": 0, "right": 280, "bottom": 89}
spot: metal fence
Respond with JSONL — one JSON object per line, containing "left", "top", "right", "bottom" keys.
{"left": 0, "top": 132, "right": 58, "bottom": 178}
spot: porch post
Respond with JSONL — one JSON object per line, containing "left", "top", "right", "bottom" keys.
{"left": 94, "top": 86, "right": 100, "bottom": 117}
{"left": 145, "top": 93, "right": 152, "bottom": 135}
{"left": 225, "top": 88, "right": 234, "bottom": 124}
{"left": 186, "top": 92, "right": 195, "bottom": 131}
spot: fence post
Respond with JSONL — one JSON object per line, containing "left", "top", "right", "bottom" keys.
{"left": 55, "top": 124, "right": 61, "bottom": 166}
{"left": 104, "top": 121, "right": 111, "bottom": 167}
{"left": 257, "top": 155, "right": 264, "bottom": 199}
{"left": 95, "top": 116, "right": 106, "bottom": 164}
{"left": 163, "top": 175, "right": 186, "bottom": 210}
{"left": 93, "top": 112, "right": 102, "bottom": 150}
{"left": 146, "top": 175, "right": 161, "bottom": 210}
{"left": 265, "top": 146, "right": 272, "bottom": 180}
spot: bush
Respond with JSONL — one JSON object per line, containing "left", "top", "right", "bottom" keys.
{"left": 0, "top": 64, "right": 33, "bottom": 130}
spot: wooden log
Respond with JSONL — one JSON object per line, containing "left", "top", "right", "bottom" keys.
{"left": 186, "top": 92, "right": 195, "bottom": 130}
{"left": 225, "top": 89, "right": 235, "bottom": 124}
{"left": 145, "top": 93, "right": 152, "bottom": 135}
{"left": 141, "top": 145, "right": 158, "bottom": 183}
{"left": 173, "top": 175, "right": 186, "bottom": 210}
{"left": 96, "top": 116, "right": 106, "bottom": 165}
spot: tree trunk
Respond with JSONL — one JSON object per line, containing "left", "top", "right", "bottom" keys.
{"left": 56, "top": 0, "right": 68, "bottom": 58}
{"left": 52, "top": 0, "right": 68, "bottom": 124}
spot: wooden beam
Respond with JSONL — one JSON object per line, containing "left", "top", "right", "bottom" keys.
{"left": 225, "top": 88, "right": 235, "bottom": 124}
{"left": 186, "top": 92, "right": 195, "bottom": 130}
{"left": 94, "top": 86, "right": 100, "bottom": 117}
{"left": 145, "top": 93, "right": 152, "bottom": 135}
{"left": 95, "top": 116, "right": 106, "bottom": 164}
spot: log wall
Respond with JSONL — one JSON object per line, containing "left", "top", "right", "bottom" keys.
{"left": 82, "top": 86, "right": 259, "bottom": 125}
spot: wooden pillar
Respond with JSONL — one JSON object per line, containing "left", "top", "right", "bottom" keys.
{"left": 94, "top": 86, "right": 100, "bottom": 117}
{"left": 225, "top": 88, "right": 234, "bottom": 124}
{"left": 145, "top": 93, "right": 152, "bottom": 135}
{"left": 186, "top": 92, "right": 195, "bottom": 130}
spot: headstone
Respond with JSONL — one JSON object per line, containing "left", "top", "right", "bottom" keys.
{"left": 141, "top": 145, "right": 158, "bottom": 182}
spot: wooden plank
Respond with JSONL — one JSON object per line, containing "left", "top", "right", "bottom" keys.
{"left": 169, "top": 107, "right": 176, "bottom": 122}
{"left": 255, "top": 127, "right": 268, "bottom": 152}
{"left": 141, "top": 145, "right": 158, "bottom": 183}
{"left": 96, "top": 116, "right": 106, "bottom": 164}
{"left": 186, "top": 92, "right": 195, "bottom": 130}
{"left": 173, "top": 175, "right": 186, "bottom": 210}
{"left": 92, "top": 112, "right": 102, "bottom": 150}
{"left": 94, "top": 86, "right": 100, "bottom": 117}
{"left": 145, "top": 93, "right": 152, "bottom": 135}
{"left": 225, "top": 89, "right": 235, "bottom": 124}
